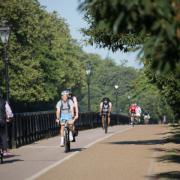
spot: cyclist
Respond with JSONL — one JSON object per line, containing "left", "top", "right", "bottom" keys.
{"left": 129, "top": 103, "right": 137, "bottom": 125}
{"left": 135, "top": 105, "right": 142, "bottom": 123}
{"left": 66, "top": 89, "right": 79, "bottom": 141}
{"left": 99, "top": 97, "right": 112, "bottom": 128}
{"left": 66, "top": 89, "right": 79, "bottom": 121}
{"left": 143, "top": 111, "right": 150, "bottom": 124}
{"left": 56, "top": 90, "right": 75, "bottom": 147}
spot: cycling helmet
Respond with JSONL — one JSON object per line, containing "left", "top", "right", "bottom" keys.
{"left": 102, "top": 97, "right": 109, "bottom": 103}
{"left": 61, "top": 90, "right": 69, "bottom": 96}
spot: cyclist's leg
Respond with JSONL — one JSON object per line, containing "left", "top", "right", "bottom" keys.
{"left": 60, "top": 123, "right": 65, "bottom": 146}
{"left": 130, "top": 113, "right": 133, "bottom": 124}
{"left": 108, "top": 114, "right": 111, "bottom": 126}
{"left": 102, "top": 115, "right": 105, "bottom": 128}
{"left": 70, "top": 123, "right": 77, "bottom": 141}
{"left": 131, "top": 113, "right": 135, "bottom": 124}
{"left": 67, "top": 122, "right": 74, "bottom": 142}
{"left": 0, "top": 131, "right": 8, "bottom": 154}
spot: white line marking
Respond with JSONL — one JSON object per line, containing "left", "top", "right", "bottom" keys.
{"left": 26, "top": 126, "right": 132, "bottom": 180}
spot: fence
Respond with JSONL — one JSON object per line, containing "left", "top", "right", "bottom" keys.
{"left": 8, "top": 111, "right": 129, "bottom": 148}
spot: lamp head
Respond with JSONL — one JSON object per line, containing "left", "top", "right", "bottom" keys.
{"left": 0, "top": 20, "right": 11, "bottom": 44}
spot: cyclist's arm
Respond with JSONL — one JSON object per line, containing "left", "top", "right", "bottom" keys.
{"left": 69, "top": 100, "right": 75, "bottom": 122}
{"left": 129, "top": 106, "right": 132, "bottom": 114}
{"left": 56, "top": 107, "right": 60, "bottom": 123}
{"left": 73, "top": 97, "right": 79, "bottom": 119}
{"left": 56, "top": 101, "right": 61, "bottom": 122}
{"left": 109, "top": 102, "right": 112, "bottom": 113}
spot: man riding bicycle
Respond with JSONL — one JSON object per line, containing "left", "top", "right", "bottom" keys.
{"left": 99, "top": 97, "right": 112, "bottom": 128}
{"left": 56, "top": 90, "right": 76, "bottom": 147}
{"left": 66, "top": 88, "right": 79, "bottom": 141}
{"left": 129, "top": 103, "right": 137, "bottom": 125}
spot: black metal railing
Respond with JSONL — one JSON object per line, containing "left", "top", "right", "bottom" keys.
{"left": 8, "top": 111, "right": 129, "bottom": 148}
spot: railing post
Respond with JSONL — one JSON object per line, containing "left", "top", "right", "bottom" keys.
{"left": 10, "top": 118, "right": 16, "bottom": 148}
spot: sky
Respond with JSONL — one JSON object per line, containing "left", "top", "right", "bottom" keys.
{"left": 38, "top": 0, "right": 142, "bottom": 68}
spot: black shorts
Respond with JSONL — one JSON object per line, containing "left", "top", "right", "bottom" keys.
{"left": 102, "top": 113, "right": 111, "bottom": 117}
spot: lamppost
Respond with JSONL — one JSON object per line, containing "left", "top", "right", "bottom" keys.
{"left": 114, "top": 85, "right": 119, "bottom": 114}
{"left": 128, "top": 95, "right": 131, "bottom": 107}
{"left": 0, "top": 21, "right": 11, "bottom": 102}
{"left": 86, "top": 62, "right": 92, "bottom": 111}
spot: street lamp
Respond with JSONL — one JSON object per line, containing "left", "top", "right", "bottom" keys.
{"left": 0, "top": 20, "right": 11, "bottom": 102}
{"left": 114, "top": 85, "right": 119, "bottom": 114}
{"left": 128, "top": 95, "right": 131, "bottom": 106}
{"left": 86, "top": 62, "right": 92, "bottom": 111}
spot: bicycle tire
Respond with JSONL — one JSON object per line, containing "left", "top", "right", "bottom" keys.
{"left": 104, "top": 114, "right": 108, "bottom": 134}
{"left": 0, "top": 152, "right": 3, "bottom": 164}
{"left": 64, "top": 128, "right": 70, "bottom": 153}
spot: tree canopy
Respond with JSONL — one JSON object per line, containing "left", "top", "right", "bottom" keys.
{"left": 79, "top": 0, "right": 180, "bottom": 71}
{"left": 0, "top": 0, "right": 178, "bottom": 122}
{"left": 0, "top": 0, "right": 86, "bottom": 110}
{"left": 79, "top": 0, "right": 180, "bottom": 120}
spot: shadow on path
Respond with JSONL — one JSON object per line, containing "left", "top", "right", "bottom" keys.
{"left": 151, "top": 125, "right": 180, "bottom": 179}
{"left": 107, "top": 139, "right": 165, "bottom": 145}
{"left": 1, "top": 159, "right": 23, "bottom": 164}
{"left": 150, "top": 171, "right": 180, "bottom": 179}
{"left": 166, "top": 133, "right": 180, "bottom": 144}
{"left": 158, "top": 154, "right": 180, "bottom": 164}
{"left": 153, "top": 147, "right": 180, "bottom": 153}
{"left": 70, "top": 147, "right": 86, "bottom": 152}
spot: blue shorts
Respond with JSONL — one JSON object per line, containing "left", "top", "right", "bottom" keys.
{"left": 60, "top": 113, "right": 72, "bottom": 122}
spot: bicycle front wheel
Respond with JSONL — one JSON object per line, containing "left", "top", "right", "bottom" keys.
{"left": 104, "top": 115, "right": 108, "bottom": 134}
{"left": 0, "top": 151, "right": 3, "bottom": 164}
{"left": 64, "top": 129, "right": 70, "bottom": 153}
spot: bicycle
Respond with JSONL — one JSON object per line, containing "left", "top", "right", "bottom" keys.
{"left": 0, "top": 149, "right": 3, "bottom": 164}
{"left": 64, "top": 120, "right": 71, "bottom": 153}
{"left": 130, "top": 113, "right": 136, "bottom": 127}
{"left": 102, "top": 113, "right": 108, "bottom": 134}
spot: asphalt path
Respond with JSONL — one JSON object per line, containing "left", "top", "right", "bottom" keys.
{"left": 0, "top": 125, "right": 132, "bottom": 180}
{"left": 34, "top": 125, "right": 168, "bottom": 180}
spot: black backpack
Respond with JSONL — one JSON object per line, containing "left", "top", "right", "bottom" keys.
{"left": 0, "top": 98, "right": 6, "bottom": 128}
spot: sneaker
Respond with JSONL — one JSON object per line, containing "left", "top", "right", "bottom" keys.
{"left": 69, "top": 131, "right": 74, "bottom": 142}
{"left": 60, "top": 142, "right": 64, "bottom": 147}
{"left": 60, "top": 137, "right": 64, "bottom": 147}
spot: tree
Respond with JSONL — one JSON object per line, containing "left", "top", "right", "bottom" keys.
{"left": 0, "top": 0, "right": 86, "bottom": 111}
{"left": 79, "top": 0, "right": 180, "bottom": 119}
{"left": 79, "top": 0, "right": 180, "bottom": 71}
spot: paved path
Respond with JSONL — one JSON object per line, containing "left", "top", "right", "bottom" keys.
{"left": 0, "top": 125, "right": 171, "bottom": 180}
{"left": 35, "top": 125, "right": 169, "bottom": 180}
{"left": 0, "top": 125, "right": 131, "bottom": 180}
